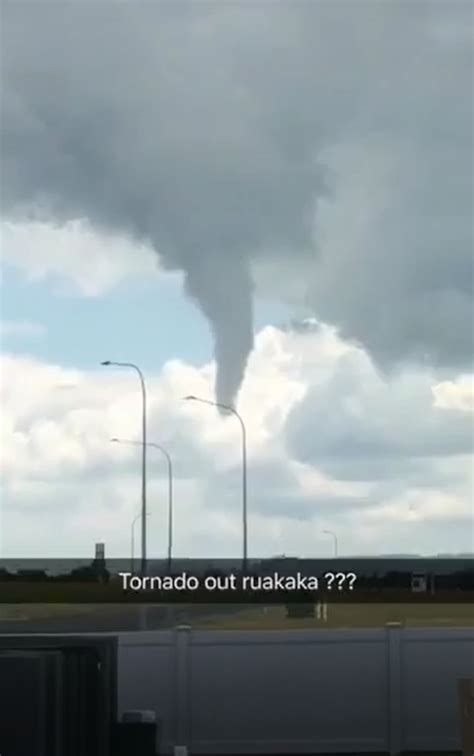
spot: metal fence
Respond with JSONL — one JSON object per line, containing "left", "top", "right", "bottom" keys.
{"left": 117, "top": 625, "right": 474, "bottom": 754}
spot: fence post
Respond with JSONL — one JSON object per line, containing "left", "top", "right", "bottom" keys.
{"left": 174, "top": 625, "right": 192, "bottom": 751}
{"left": 386, "top": 622, "right": 403, "bottom": 756}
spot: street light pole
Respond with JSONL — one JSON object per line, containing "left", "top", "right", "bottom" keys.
{"left": 102, "top": 361, "right": 147, "bottom": 575}
{"left": 112, "top": 438, "right": 174, "bottom": 572}
{"left": 131, "top": 513, "right": 139, "bottom": 572}
{"left": 184, "top": 395, "right": 248, "bottom": 570}
{"left": 131, "top": 512, "right": 151, "bottom": 572}
{"left": 323, "top": 529, "right": 338, "bottom": 558}
{"left": 150, "top": 443, "right": 173, "bottom": 573}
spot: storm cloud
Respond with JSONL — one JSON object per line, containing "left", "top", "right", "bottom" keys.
{"left": 1, "top": 0, "right": 472, "bottom": 403}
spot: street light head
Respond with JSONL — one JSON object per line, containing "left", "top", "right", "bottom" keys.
{"left": 183, "top": 395, "right": 197, "bottom": 401}
{"left": 101, "top": 360, "right": 111, "bottom": 366}
{"left": 110, "top": 438, "right": 120, "bottom": 443}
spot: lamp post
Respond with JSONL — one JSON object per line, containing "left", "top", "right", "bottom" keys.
{"left": 101, "top": 361, "right": 147, "bottom": 575}
{"left": 131, "top": 512, "right": 151, "bottom": 573}
{"left": 112, "top": 438, "right": 174, "bottom": 572}
{"left": 322, "top": 529, "right": 338, "bottom": 558}
{"left": 184, "top": 395, "right": 248, "bottom": 569}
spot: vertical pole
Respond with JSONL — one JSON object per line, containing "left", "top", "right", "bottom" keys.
{"left": 138, "top": 371, "right": 147, "bottom": 576}
{"left": 240, "top": 415, "right": 248, "bottom": 570}
{"left": 175, "top": 625, "right": 191, "bottom": 749}
{"left": 386, "top": 622, "right": 402, "bottom": 755}
{"left": 167, "top": 453, "right": 173, "bottom": 572}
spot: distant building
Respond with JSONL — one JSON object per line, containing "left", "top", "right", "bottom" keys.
{"left": 411, "top": 573, "right": 428, "bottom": 592}
{"left": 411, "top": 572, "right": 437, "bottom": 594}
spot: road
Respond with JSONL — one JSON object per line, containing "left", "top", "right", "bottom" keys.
{"left": 0, "top": 603, "right": 244, "bottom": 634}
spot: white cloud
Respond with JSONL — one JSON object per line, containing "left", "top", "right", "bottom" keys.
{"left": 0, "top": 320, "right": 46, "bottom": 341}
{"left": 1, "top": 326, "right": 472, "bottom": 558}
{"left": 365, "top": 489, "right": 471, "bottom": 524}
{"left": 432, "top": 377, "right": 474, "bottom": 412}
{"left": 0, "top": 217, "right": 166, "bottom": 296}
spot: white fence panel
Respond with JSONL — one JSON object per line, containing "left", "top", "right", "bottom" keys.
{"left": 117, "top": 625, "right": 474, "bottom": 755}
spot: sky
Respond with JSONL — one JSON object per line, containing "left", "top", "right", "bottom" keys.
{"left": 1, "top": 0, "right": 473, "bottom": 559}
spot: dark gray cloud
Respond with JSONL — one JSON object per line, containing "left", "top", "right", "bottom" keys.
{"left": 285, "top": 348, "right": 473, "bottom": 481}
{"left": 2, "top": 1, "right": 472, "bottom": 403}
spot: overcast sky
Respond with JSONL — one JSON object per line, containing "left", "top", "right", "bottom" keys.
{"left": 1, "top": 0, "right": 472, "bottom": 558}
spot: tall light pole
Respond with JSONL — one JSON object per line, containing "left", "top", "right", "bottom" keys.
{"left": 101, "top": 361, "right": 147, "bottom": 575}
{"left": 323, "top": 529, "right": 338, "bottom": 557}
{"left": 111, "top": 438, "right": 174, "bottom": 572}
{"left": 131, "top": 512, "right": 151, "bottom": 572}
{"left": 184, "top": 395, "right": 248, "bottom": 569}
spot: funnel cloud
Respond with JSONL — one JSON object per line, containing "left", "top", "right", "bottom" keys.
{"left": 183, "top": 252, "right": 254, "bottom": 407}
{"left": 1, "top": 1, "right": 472, "bottom": 403}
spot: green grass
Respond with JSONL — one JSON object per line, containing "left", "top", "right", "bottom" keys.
{"left": 194, "top": 603, "right": 474, "bottom": 630}
{"left": 0, "top": 601, "right": 472, "bottom": 628}
{"left": 0, "top": 604, "right": 130, "bottom": 620}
